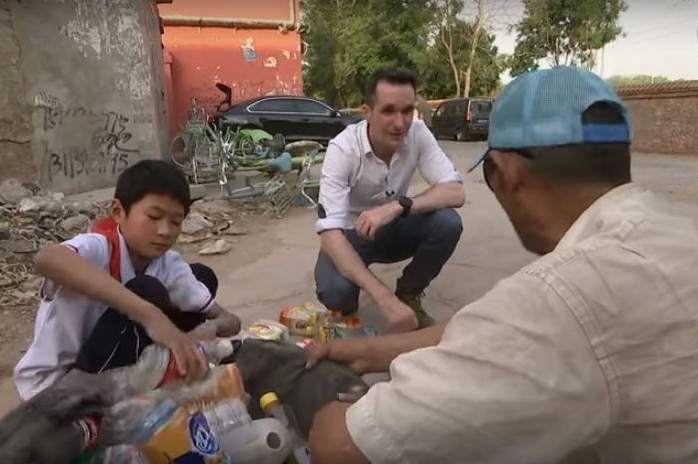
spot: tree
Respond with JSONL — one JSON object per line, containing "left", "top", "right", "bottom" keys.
{"left": 422, "top": 0, "right": 502, "bottom": 99}
{"left": 434, "top": 0, "right": 466, "bottom": 96}
{"left": 510, "top": 0, "right": 627, "bottom": 77}
{"left": 301, "top": 0, "right": 503, "bottom": 104}
{"left": 301, "top": 0, "right": 437, "bottom": 107}
{"left": 461, "top": 0, "right": 485, "bottom": 98}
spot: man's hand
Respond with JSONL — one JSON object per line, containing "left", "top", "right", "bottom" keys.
{"left": 355, "top": 202, "right": 402, "bottom": 239}
{"left": 305, "top": 339, "right": 369, "bottom": 373}
{"left": 144, "top": 312, "right": 208, "bottom": 381}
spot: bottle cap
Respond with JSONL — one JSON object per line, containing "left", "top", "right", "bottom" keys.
{"left": 260, "top": 391, "right": 279, "bottom": 410}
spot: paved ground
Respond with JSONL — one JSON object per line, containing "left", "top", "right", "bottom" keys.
{"left": 2, "top": 141, "right": 698, "bottom": 416}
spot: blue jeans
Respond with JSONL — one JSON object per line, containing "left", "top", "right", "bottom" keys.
{"left": 314, "top": 208, "right": 463, "bottom": 315}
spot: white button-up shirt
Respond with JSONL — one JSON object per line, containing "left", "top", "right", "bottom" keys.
{"left": 315, "top": 119, "right": 462, "bottom": 233}
{"left": 346, "top": 183, "right": 698, "bottom": 463}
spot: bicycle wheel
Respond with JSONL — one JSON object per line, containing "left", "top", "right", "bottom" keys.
{"left": 170, "top": 133, "right": 191, "bottom": 168}
{"left": 235, "top": 131, "right": 256, "bottom": 158}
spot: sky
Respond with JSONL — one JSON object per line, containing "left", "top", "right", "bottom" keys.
{"left": 485, "top": 0, "right": 698, "bottom": 81}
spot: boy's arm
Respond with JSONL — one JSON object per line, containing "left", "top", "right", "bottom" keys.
{"left": 34, "top": 243, "right": 208, "bottom": 380}
{"left": 36, "top": 243, "right": 165, "bottom": 328}
{"left": 164, "top": 255, "right": 242, "bottom": 338}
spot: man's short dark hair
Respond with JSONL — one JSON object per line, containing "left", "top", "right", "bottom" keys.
{"left": 520, "top": 101, "right": 631, "bottom": 186}
{"left": 364, "top": 66, "right": 418, "bottom": 107}
{"left": 114, "top": 159, "right": 191, "bottom": 215}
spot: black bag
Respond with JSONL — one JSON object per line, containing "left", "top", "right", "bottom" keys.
{"left": 231, "top": 339, "right": 367, "bottom": 437}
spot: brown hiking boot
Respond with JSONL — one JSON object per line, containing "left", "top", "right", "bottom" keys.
{"left": 396, "top": 290, "right": 436, "bottom": 329}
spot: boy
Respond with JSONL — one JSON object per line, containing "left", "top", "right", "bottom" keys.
{"left": 14, "top": 159, "right": 241, "bottom": 401}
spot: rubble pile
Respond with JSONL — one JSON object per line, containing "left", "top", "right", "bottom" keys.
{"left": 0, "top": 179, "right": 109, "bottom": 309}
{"left": 0, "top": 180, "right": 252, "bottom": 312}
{"left": 177, "top": 198, "right": 250, "bottom": 256}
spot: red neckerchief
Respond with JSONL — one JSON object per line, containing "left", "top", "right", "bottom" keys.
{"left": 88, "top": 216, "right": 121, "bottom": 281}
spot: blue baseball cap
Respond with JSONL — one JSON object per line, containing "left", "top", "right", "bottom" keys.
{"left": 468, "top": 66, "right": 630, "bottom": 172}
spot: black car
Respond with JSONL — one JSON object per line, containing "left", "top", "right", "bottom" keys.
{"left": 216, "top": 94, "right": 363, "bottom": 142}
{"left": 431, "top": 97, "right": 493, "bottom": 141}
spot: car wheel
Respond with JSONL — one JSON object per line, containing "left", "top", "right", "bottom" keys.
{"left": 455, "top": 130, "right": 468, "bottom": 142}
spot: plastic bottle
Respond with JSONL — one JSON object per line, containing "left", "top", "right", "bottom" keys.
{"left": 68, "top": 416, "right": 101, "bottom": 454}
{"left": 114, "top": 397, "right": 291, "bottom": 464}
{"left": 218, "top": 417, "right": 292, "bottom": 464}
{"left": 105, "top": 339, "right": 236, "bottom": 397}
{"left": 259, "top": 392, "right": 311, "bottom": 464}
{"left": 126, "top": 397, "right": 239, "bottom": 464}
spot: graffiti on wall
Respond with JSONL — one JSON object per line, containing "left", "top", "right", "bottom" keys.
{"left": 35, "top": 91, "right": 143, "bottom": 183}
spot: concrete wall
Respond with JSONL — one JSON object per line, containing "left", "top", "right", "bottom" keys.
{"left": 0, "top": 1, "right": 34, "bottom": 183}
{"left": 0, "top": 0, "right": 168, "bottom": 195}
{"left": 616, "top": 81, "right": 698, "bottom": 155}
{"left": 158, "top": 0, "right": 303, "bottom": 138}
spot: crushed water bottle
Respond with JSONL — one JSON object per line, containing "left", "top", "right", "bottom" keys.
{"left": 118, "top": 397, "right": 291, "bottom": 464}
{"left": 106, "top": 339, "right": 236, "bottom": 397}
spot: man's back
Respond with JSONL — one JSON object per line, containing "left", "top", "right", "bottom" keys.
{"left": 540, "top": 183, "right": 698, "bottom": 462}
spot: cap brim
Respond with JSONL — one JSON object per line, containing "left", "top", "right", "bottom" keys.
{"left": 467, "top": 149, "right": 489, "bottom": 173}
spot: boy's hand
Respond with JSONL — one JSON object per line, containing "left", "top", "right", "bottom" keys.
{"left": 145, "top": 315, "right": 208, "bottom": 381}
{"left": 214, "top": 312, "right": 242, "bottom": 337}
{"left": 188, "top": 320, "right": 218, "bottom": 341}
{"left": 205, "top": 304, "right": 242, "bottom": 337}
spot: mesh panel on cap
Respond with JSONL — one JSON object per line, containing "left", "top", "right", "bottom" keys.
{"left": 488, "top": 66, "right": 626, "bottom": 150}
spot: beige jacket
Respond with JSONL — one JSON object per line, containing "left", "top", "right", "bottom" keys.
{"left": 347, "top": 183, "right": 698, "bottom": 464}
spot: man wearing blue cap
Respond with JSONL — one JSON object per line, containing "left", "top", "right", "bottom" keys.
{"left": 307, "top": 66, "right": 698, "bottom": 464}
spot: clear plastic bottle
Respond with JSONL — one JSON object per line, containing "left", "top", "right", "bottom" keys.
{"left": 105, "top": 339, "right": 236, "bottom": 397}
{"left": 104, "top": 397, "right": 290, "bottom": 464}
{"left": 259, "top": 392, "right": 311, "bottom": 464}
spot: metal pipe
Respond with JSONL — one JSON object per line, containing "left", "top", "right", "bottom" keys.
{"left": 161, "top": 0, "right": 299, "bottom": 30}
{"left": 160, "top": 15, "right": 300, "bottom": 30}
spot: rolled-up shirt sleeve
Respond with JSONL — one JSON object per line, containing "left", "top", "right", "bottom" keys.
{"left": 315, "top": 142, "right": 353, "bottom": 233}
{"left": 415, "top": 121, "right": 463, "bottom": 185}
{"left": 345, "top": 271, "right": 611, "bottom": 464}
{"left": 164, "top": 252, "right": 214, "bottom": 313}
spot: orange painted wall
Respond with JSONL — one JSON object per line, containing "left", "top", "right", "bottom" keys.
{"left": 158, "top": 0, "right": 303, "bottom": 137}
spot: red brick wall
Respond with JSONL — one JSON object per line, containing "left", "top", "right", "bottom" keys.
{"left": 616, "top": 81, "right": 698, "bottom": 155}
{"left": 158, "top": 0, "right": 303, "bottom": 139}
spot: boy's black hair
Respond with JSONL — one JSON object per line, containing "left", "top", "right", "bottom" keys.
{"left": 364, "top": 66, "right": 418, "bottom": 107}
{"left": 114, "top": 159, "right": 191, "bottom": 215}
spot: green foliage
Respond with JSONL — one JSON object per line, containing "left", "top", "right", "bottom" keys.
{"left": 301, "top": 0, "right": 503, "bottom": 105}
{"left": 422, "top": 11, "right": 502, "bottom": 98}
{"left": 510, "top": 0, "right": 627, "bottom": 77}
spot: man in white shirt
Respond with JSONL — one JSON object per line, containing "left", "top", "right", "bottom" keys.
{"left": 315, "top": 66, "right": 465, "bottom": 332}
{"left": 307, "top": 66, "right": 698, "bottom": 463}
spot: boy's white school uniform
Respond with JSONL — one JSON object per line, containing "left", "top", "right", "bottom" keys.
{"left": 13, "top": 229, "right": 214, "bottom": 401}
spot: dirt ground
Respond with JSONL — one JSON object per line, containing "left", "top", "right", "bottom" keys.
{"left": 2, "top": 141, "right": 698, "bottom": 416}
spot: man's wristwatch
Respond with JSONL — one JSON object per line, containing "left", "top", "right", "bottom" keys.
{"left": 398, "top": 196, "right": 413, "bottom": 217}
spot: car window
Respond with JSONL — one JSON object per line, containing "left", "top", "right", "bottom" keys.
{"left": 294, "top": 99, "right": 332, "bottom": 114}
{"left": 248, "top": 98, "right": 295, "bottom": 113}
{"left": 435, "top": 104, "right": 448, "bottom": 117}
{"left": 437, "top": 102, "right": 456, "bottom": 116}
{"left": 443, "top": 102, "right": 459, "bottom": 116}
{"left": 469, "top": 99, "right": 493, "bottom": 115}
